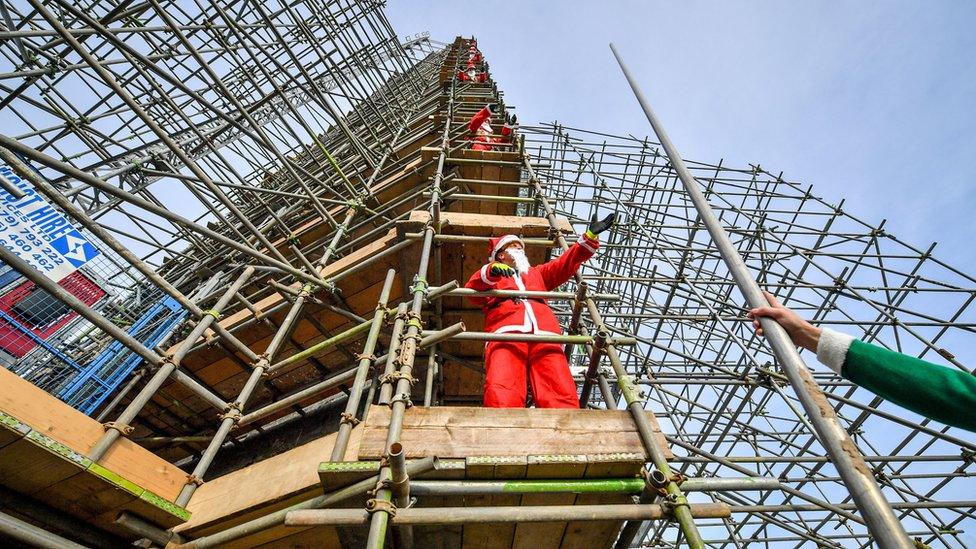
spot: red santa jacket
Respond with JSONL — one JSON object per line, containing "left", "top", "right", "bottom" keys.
{"left": 457, "top": 70, "right": 487, "bottom": 83}
{"left": 468, "top": 106, "right": 510, "bottom": 151}
{"left": 464, "top": 234, "right": 599, "bottom": 334}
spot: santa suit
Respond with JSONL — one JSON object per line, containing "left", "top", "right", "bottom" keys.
{"left": 457, "top": 69, "right": 487, "bottom": 83}
{"left": 469, "top": 52, "right": 483, "bottom": 64}
{"left": 468, "top": 106, "right": 512, "bottom": 151}
{"left": 464, "top": 233, "right": 600, "bottom": 408}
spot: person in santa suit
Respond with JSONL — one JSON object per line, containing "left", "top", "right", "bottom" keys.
{"left": 467, "top": 104, "right": 516, "bottom": 151}
{"left": 457, "top": 68, "right": 487, "bottom": 83}
{"left": 749, "top": 291, "right": 976, "bottom": 432}
{"left": 468, "top": 51, "right": 483, "bottom": 64}
{"left": 464, "top": 213, "right": 617, "bottom": 408}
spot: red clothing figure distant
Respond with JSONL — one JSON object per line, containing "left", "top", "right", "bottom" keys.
{"left": 457, "top": 69, "right": 487, "bottom": 83}
{"left": 468, "top": 105, "right": 513, "bottom": 151}
{"left": 464, "top": 216, "right": 616, "bottom": 408}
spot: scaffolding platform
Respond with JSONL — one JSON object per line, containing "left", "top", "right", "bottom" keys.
{"left": 0, "top": 368, "right": 189, "bottom": 537}
{"left": 173, "top": 405, "right": 668, "bottom": 548}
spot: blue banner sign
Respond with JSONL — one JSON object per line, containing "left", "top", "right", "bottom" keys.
{"left": 0, "top": 163, "right": 100, "bottom": 281}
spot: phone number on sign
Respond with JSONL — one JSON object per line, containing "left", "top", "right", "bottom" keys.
{"left": 0, "top": 224, "right": 65, "bottom": 271}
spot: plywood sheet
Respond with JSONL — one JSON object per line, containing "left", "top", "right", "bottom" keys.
{"left": 176, "top": 426, "right": 360, "bottom": 535}
{"left": 358, "top": 407, "right": 671, "bottom": 460}
{"left": 0, "top": 367, "right": 184, "bottom": 499}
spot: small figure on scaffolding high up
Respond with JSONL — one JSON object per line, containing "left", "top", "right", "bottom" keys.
{"left": 468, "top": 104, "right": 516, "bottom": 151}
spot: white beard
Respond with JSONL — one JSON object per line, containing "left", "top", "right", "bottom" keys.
{"left": 508, "top": 248, "right": 531, "bottom": 273}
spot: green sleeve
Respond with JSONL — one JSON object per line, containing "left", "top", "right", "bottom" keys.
{"left": 843, "top": 339, "right": 976, "bottom": 433}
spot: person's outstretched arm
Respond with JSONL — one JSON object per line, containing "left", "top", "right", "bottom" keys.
{"left": 749, "top": 291, "right": 976, "bottom": 433}
{"left": 468, "top": 105, "right": 493, "bottom": 133}
{"left": 537, "top": 213, "right": 615, "bottom": 290}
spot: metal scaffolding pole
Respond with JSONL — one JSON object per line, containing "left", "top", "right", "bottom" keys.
{"left": 0, "top": 510, "right": 87, "bottom": 549}
{"left": 609, "top": 42, "right": 912, "bottom": 548}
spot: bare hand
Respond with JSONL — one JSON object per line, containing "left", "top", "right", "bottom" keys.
{"left": 747, "top": 291, "right": 822, "bottom": 352}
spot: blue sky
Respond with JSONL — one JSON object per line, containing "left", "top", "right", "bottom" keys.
{"left": 388, "top": 1, "right": 976, "bottom": 273}
{"left": 387, "top": 5, "right": 976, "bottom": 541}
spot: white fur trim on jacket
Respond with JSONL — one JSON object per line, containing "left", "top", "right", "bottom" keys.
{"left": 816, "top": 328, "right": 855, "bottom": 375}
{"left": 479, "top": 264, "right": 496, "bottom": 285}
{"left": 577, "top": 233, "right": 598, "bottom": 253}
{"left": 489, "top": 274, "right": 559, "bottom": 336}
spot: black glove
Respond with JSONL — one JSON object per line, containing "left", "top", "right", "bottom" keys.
{"left": 587, "top": 212, "right": 617, "bottom": 236}
{"left": 486, "top": 103, "right": 497, "bottom": 114}
{"left": 489, "top": 262, "right": 516, "bottom": 278}
{"left": 509, "top": 113, "right": 517, "bottom": 125}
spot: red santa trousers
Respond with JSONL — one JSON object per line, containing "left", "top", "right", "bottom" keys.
{"left": 483, "top": 340, "right": 579, "bottom": 408}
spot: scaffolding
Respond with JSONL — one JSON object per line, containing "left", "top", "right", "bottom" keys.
{"left": 0, "top": 1, "right": 974, "bottom": 548}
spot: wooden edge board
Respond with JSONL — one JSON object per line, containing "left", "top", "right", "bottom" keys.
{"left": 318, "top": 458, "right": 467, "bottom": 491}
{"left": 319, "top": 453, "right": 647, "bottom": 490}
{"left": 0, "top": 409, "right": 190, "bottom": 524}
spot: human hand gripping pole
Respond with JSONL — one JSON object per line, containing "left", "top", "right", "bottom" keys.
{"left": 747, "top": 291, "right": 822, "bottom": 352}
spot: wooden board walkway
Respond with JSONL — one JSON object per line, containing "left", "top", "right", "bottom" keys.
{"left": 0, "top": 368, "right": 189, "bottom": 540}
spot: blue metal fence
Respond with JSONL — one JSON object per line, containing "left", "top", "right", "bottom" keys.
{"left": 1, "top": 294, "right": 186, "bottom": 415}
{"left": 58, "top": 295, "right": 187, "bottom": 414}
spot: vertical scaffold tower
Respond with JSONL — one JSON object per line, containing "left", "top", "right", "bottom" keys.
{"left": 0, "top": 2, "right": 973, "bottom": 548}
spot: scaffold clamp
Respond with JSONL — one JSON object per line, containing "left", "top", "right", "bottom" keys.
{"left": 410, "top": 276, "right": 429, "bottom": 296}
{"left": 404, "top": 311, "right": 424, "bottom": 331}
{"left": 400, "top": 330, "right": 423, "bottom": 345}
{"left": 365, "top": 498, "right": 397, "bottom": 517}
{"left": 385, "top": 371, "right": 418, "bottom": 386}
{"left": 202, "top": 309, "right": 221, "bottom": 320}
{"left": 220, "top": 402, "right": 243, "bottom": 423}
{"left": 367, "top": 476, "right": 392, "bottom": 497}
{"left": 102, "top": 421, "right": 134, "bottom": 436}
{"left": 660, "top": 495, "right": 689, "bottom": 518}
{"left": 391, "top": 392, "right": 414, "bottom": 407}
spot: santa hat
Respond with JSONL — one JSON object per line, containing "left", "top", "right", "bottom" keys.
{"left": 487, "top": 234, "right": 522, "bottom": 262}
